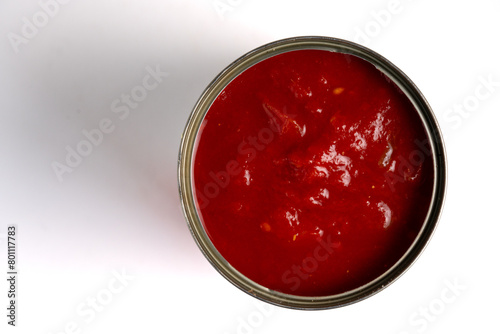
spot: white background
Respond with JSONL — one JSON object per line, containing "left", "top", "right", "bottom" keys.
{"left": 0, "top": 0, "right": 499, "bottom": 333}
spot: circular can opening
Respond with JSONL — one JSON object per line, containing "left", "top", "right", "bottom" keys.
{"left": 178, "top": 36, "right": 446, "bottom": 310}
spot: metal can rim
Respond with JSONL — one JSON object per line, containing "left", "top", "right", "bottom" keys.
{"left": 178, "top": 36, "right": 447, "bottom": 310}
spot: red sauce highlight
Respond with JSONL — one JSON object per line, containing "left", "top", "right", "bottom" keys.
{"left": 193, "top": 49, "right": 433, "bottom": 296}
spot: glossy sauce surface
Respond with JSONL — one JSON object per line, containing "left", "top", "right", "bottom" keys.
{"left": 193, "top": 50, "right": 433, "bottom": 296}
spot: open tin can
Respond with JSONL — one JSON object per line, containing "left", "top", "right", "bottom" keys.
{"left": 178, "top": 36, "right": 446, "bottom": 309}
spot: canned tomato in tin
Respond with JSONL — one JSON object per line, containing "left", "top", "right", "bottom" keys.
{"left": 178, "top": 36, "right": 446, "bottom": 309}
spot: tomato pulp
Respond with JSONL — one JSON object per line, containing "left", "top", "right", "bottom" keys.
{"left": 193, "top": 49, "right": 434, "bottom": 296}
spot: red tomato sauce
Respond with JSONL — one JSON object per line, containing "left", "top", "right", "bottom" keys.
{"left": 193, "top": 49, "right": 434, "bottom": 296}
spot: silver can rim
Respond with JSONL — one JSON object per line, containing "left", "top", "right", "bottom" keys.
{"left": 178, "top": 36, "right": 447, "bottom": 310}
